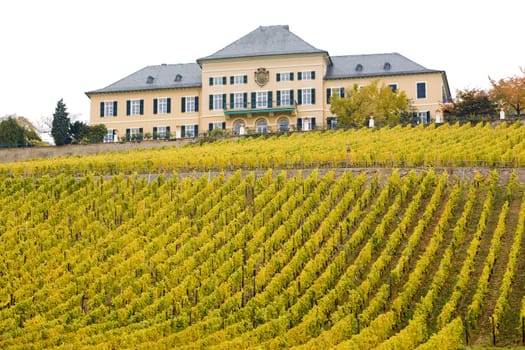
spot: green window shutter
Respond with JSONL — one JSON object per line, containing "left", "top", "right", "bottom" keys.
{"left": 140, "top": 100, "right": 144, "bottom": 115}
{"left": 417, "top": 82, "right": 426, "bottom": 98}
{"left": 181, "top": 125, "right": 186, "bottom": 138}
{"left": 222, "top": 76, "right": 227, "bottom": 85}
{"left": 139, "top": 127, "right": 143, "bottom": 135}
{"left": 298, "top": 72, "right": 302, "bottom": 80}
{"left": 276, "top": 73, "right": 281, "bottom": 82}
{"left": 126, "top": 128, "right": 130, "bottom": 140}
{"left": 298, "top": 89, "right": 302, "bottom": 105}
{"left": 290, "top": 90, "right": 294, "bottom": 105}
{"left": 326, "top": 88, "right": 332, "bottom": 104}
{"left": 209, "top": 77, "right": 213, "bottom": 86}
{"left": 222, "top": 122, "right": 226, "bottom": 130}
{"left": 209, "top": 123, "right": 213, "bottom": 131}
{"left": 222, "top": 93, "right": 226, "bottom": 110}
{"left": 100, "top": 102, "right": 104, "bottom": 117}
{"left": 167, "top": 98, "right": 171, "bottom": 113}
{"left": 153, "top": 99, "right": 158, "bottom": 114}
{"left": 276, "top": 90, "right": 281, "bottom": 106}
{"left": 311, "top": 88, "right": 316, "bottom": 104}
{"left": 166, "top": 126, "right": 171, "bottom": 139}
{"left": 181, "top": 97, "right": 186, "bottom": 112}
{"left": 230, "top": 93, "right": 234, "bottom": 109}
{"left": 209, "top": 95, "right": 213, "bottom": 110}
{"left": 297, "top": 118, "right": 302, "bottom": 130}
{"left": 126, "top": 100, "right": 130, "bottom": 115}
{"left": 194, "top": 125, "right": 199, "bottom": 136}
{"left": 195, "top": 96, "right": 199, "bottom": 112}
{"left": 113, "top": 101, "right": 118, "bottom": 116}
{"left": 153, "top": 127, "right": 158, "bottom": 140}
{"left": 251, "top": 92, "right": 256, "bottom": 108}
{"left": 290, "top": 72, "right": 294, "bottom": 81}
{"left": 268, "top": 91, "right": 273, "bottom": 108}
{"left": 311, "top": 71, "right": 316, "bottom": 80}
{"left": 311, "top": 117, "right": 316, "bottom": 129}
{"left": 243, "top": 75, "right": 247, "bottom": 84}
{"left": 243, "top": 93, "right": 247, "bottom": 108}
{"left": 230, "top": 76, "right": 234, "bottom": 85}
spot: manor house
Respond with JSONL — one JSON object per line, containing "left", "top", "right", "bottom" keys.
{"left": 86, "top": 25, "right": 451, "bottom": 142}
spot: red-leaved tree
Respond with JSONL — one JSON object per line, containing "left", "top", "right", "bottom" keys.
{"left": 489, "top": 68, "right": 525, "bottom": 117}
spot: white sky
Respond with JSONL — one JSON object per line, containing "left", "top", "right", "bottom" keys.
{"left": 1, "top": 0, "right": 523, "bottom": 126}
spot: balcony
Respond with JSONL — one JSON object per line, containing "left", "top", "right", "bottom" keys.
{"left": 224, "top": 100, "right": 297, "bottom": 116}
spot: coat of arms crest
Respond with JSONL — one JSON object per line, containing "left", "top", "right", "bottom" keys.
{"left": 254, "top": 68, "right": 269, "bottom": 87}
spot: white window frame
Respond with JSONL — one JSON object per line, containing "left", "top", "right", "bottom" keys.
{"left": 184, "top": 124, "right": 196, "bottom": 138}
{"left": 233, "top": 92, "right": 245, "bottom": 109}
{"left": 157, "top": 126, "right": 168, "bottom": 139}
{"left": 157, "top": 97, "right": 168, "bottom": 114}
{"left": 278, "top": 118, "right": 289, "bottom": 132}
{"left": 331, "top": 87, "right": 344, "bottom": 97}
{"left": 327, "top": 117, "right": 338, "bottom": 129}
{"left": 233, "top": 120, "right": 245, "bottom": 135}
{"left": 185, "top": 96, "right": 196, "bottom": 112}
{"left": 212, "top": 76, "right": 225, "bottom": 86}
{"left": 417, "top": 111, "right": 429, "bottom": 124}
{"left": 302, "top": 88, "right": 313, "bottom": 105}
{"left": 279, "top": 72, "right": 292, "bottom": 81}
{"left": 104, "top": 129, "right": 115, "bottom": 142}
{"left": 130, "top": 100, "right": 141, "bottom": 115}
{"left": 103, "top": 101, "right": 115, "bottom": 117}
{"left": 255, "top": 119, "right": 268, "bottom": 133}
{"left": 210, "top": 121, "right": 224, "bottom": 130}
{"left": 233, "top": 75, "right": 246, "bottom": 85}
{"left": 256, "top": 91, "right": 268, "bottom": 108}
{"left": 388, "top": 83, "right": 398, "bottom": 93}
{"left": 130, "top": 127, "right": 141, "bottom": 138}
{"left": 280, "top": 90, "right": 291, "bottom": 106}
{"left": 301, "top": 71, "right": 314, "bottom": 80}
{"left": 212, "top": 94, "right": 223, "bottom": 110}
{"left": 416, "top": 81, "right": 427, "bottom": 99}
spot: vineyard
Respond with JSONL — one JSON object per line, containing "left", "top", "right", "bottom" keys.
{"left": 1, "top": 122, "right": 525, "bottom": 349}
{"left": 1, "top": 122, "right": 525, "bottom": 176}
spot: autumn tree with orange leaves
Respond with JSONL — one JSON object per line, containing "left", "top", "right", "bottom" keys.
{"left": 489, "top": 68, "right": 525, "bottom": 117}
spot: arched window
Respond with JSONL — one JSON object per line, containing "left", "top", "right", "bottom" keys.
{"left": 255, "top": 119, "right": 268, "bottom": 133}
{"left": 233, "top": 119, "right": 245, "bottom": 135}
{"left": 278, "top": 117, "right": 289, "bottom": 132}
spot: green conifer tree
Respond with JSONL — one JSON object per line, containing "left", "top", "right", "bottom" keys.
{"left": 51, "top": 99, "right": 71, "bottom": 146}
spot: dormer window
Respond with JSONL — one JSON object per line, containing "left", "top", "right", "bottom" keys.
{"left": 175, "top": 74, "right": 182, "bottom": 82}
{"left": 146, "top": 76, "right": 154, "bottom": 84}
{"left": 355, "top": 64, "right": 363, "bottom": 72}
{"left": 383, "top": 62, "right": 391, "bottom": 71}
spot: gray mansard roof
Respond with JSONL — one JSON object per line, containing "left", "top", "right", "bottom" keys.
{"left": 325, "top": 53, "right": 442, "bottom": 79}
{"left": 87, "top": 27, "right": 446, "bottom": 96}
{"left": 86, "top": 63, "right": 201, "bottom": 94}
{"left": 197, "top": 25, "right": 328, "bottom": 63}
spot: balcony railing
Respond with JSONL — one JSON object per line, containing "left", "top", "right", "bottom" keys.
{"left": 224, "top": 100, "right": 297, "bottom": 116}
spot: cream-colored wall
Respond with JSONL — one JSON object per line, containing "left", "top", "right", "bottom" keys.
{"left": 88, "top": 88, "right": 200, "bottom": 139}
{"left": 200, "top": 53, "right": 328, "bottom": 130}
{"left": 89, "top": 56, "right": 448, "bottom": 137}
{"left": 323, "top": 72, "right": 447, "bottom": 120}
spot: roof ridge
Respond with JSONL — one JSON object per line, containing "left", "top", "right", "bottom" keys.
{"left": 197, "top": 25, "right": 327, "bottom": 63}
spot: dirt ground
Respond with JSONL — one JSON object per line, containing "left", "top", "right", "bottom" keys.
{"left": 0, "top": 139, "right": 190, "bottom": 163}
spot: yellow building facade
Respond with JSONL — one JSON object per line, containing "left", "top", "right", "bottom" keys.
{"left": 87, "top": 25, "right": 451, "bottom": 141}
